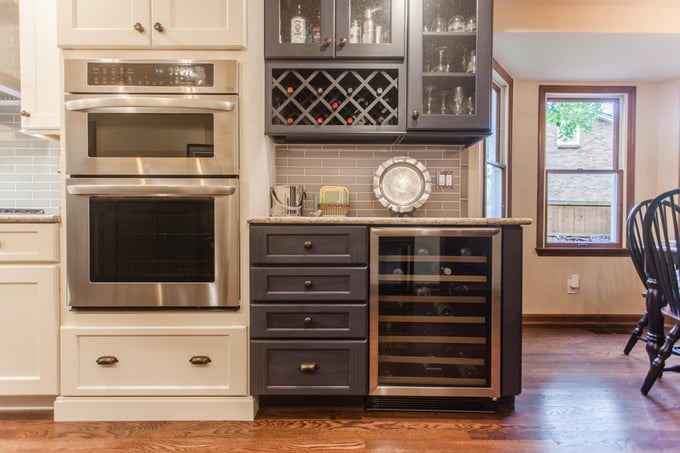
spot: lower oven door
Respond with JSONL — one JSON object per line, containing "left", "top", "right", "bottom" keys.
{"left": 66, "top": 177, "right": 239, "bottom": 308}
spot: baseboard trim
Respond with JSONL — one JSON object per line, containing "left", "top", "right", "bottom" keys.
{"left": 522, "top": 314, "right": 642, "bottom": 329}
{"left": 53, "top": 396, "right": 258, "bottom": 421}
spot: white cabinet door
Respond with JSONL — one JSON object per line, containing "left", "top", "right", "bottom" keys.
{"left": 0, "top": 265, "right": 59, "bottom": 395}
{"left": 151, "top": 0, "right": 246, "bottom": 49}
{"left": 19, "top": 0, "right": 61, "bottom": 135}
{"left": 57, "top": 0, "right": 151, "bottom": 48}
{"left": 57, "top": 0, "right": 246, "bottom": 49}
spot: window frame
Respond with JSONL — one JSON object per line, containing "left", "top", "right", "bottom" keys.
{"left": 536, "top": 85, "right": 636, "bottom": 256}
{"left": 483, "top": 60, "right": 513, "bottom": 218}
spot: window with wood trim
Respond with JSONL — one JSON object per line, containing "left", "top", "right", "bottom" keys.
{"left": 484, "top": 62, "right": 512, "bottom": 218}
{"left": 537, "top": 85, "right": 635, "bottom": 256}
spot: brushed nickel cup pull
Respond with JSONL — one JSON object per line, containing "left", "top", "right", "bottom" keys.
{"left": 189, "top": 355, "right": 212, "bottom": 365}
{"left": 303, "top": 316, "right": 313, "bottom": 326}
{"left": 303, "top": 240, "right": 313, "bottom": 250}
{"left": 338, "top": 37, "right": 347, "bottom": 47}
{"left": 322, "top": 37, "right": 332, "bottom": 47}
{"left": 303, "top": 280, "right": 313, "bottom": 289}
{"left": 133, "top": 22, "right": 145, "bottom": 33}
{"left": 153, "top": 22, "right": 165, "bottom": 33}
{"left": 96, "top": 356, "right": 119, "bottom": 366}
{"left": 298, "top": 362, "right": 319, "bottom": 373}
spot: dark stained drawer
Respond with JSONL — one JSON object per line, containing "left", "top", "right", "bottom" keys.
{"left": 251, "top": 304, "right": 367, "bottom": 339}
{"left": 250, "top": 267, "right": 367, "bottom": 302}
{"left": 251, "top": 340, "right": 367, "bottom": 395}
{"left": 250, "top": 225, "right": 368, "bottom": 265}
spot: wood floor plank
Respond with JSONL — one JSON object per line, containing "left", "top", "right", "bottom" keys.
{"left": 1, "top": 327, "right": 680, "bottom": 452}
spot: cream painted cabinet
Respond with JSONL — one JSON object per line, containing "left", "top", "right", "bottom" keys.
{"left": 60, "top": 326, "right": 247, "bottom": 396}
{"left": 0, "top": 223, "right": 59, "bottom": 395}
{"left": 57, "top": 0, "right": 246, "bottom": 49}
{"left": 18, "top": 0, "right": 60, "bottom": 136}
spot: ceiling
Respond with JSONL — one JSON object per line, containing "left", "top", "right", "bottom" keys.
{"left": 491, "top": 0, "right": 680, "bottom": 83}
{"left": 493, "top": 32, "right": 680, "bottom": 83}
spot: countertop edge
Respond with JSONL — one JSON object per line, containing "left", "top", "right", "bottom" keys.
{"left": 248, "top": 217, "right": 533, "bottom": 226}
{"left": 0, "top": 215, "right": 62, "bottom": 224}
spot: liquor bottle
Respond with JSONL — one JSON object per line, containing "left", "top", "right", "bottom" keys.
{"left": 290, "top": 3, "right": 307, "bottom": 44}
{"left": 349, "top": 20, "right": 361, "bottom": 44}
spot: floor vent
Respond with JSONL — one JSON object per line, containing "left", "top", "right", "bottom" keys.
{"left": 366, "top": 396, "right": 511, "bottom": 413}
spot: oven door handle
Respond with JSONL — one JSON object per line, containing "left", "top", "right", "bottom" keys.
{"left": 64, "top": 97, "right": 236, "bottom": 112}
{"left": 67, "top": 184, "right": 237, "bottom": 197}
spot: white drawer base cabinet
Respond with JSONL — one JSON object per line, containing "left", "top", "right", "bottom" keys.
{"left": 54, "top": 326, "right": 257, "bottom": 421}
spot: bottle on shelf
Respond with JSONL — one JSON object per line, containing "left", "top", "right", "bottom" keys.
{"left": 290, "top": 3, "right": 307, "bottom": 44}
{"left": 349, "top": 19, "right": 361, "bottom": 44}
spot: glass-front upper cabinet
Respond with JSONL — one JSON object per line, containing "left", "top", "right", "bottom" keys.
{"left": 407, "top": 0, "right": 492, "bottom": 132}
{"left": 265, "top": 0, "right": 406, "bottom": 59}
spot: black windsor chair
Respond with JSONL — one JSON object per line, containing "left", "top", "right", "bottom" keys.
{"left": 623, "top": 199, "right": 652, "bottom": 354}
{"left": 640, "top": 188, "right": 680, "bottom": 394}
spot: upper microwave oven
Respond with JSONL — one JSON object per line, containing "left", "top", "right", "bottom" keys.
{"left": 63, "top": 59, "right": 239, "bottom": 176}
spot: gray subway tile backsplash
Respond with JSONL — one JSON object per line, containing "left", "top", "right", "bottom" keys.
{"left": 274, "top": 144, "right": 466, "bottom": 218}
{"left": 0, "top": 106, "right": 60, "bottom": 215}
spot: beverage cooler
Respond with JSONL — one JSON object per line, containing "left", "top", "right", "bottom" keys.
{"left": 368, "top": 227, "right": 517, "bottom": 410}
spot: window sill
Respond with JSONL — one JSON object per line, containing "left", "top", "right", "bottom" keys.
{"left": 535, "top": 247, "right": 630, "bottom": 257}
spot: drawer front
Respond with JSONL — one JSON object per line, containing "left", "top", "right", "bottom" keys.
{"left": 250, "top": 225, "right": 367, "bottom": 265}
{"left": 251, "top": 304, "right": 367, "bottom": 339}
{"left": 251, "top": 340, "right": 367, "bottom": 395}
{"left": 251, "top": 267, "right": 367, "bottom": 302}
{"left": 60, "top": 326, "right": 247, "bottom": 396}
{"left": 0, "top": 223, "right": 59, "bottom": 262}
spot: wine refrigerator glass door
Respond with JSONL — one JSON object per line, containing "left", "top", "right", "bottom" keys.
{"left": 369, "top": 227, "right": 501, "bottom": 397}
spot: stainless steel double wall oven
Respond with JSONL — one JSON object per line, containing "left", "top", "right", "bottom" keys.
{"left": 64, "top": 59, "right": 240, "bottom": 309}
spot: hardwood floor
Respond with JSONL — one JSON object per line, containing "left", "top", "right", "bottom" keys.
{"left": 2, "top": 326, "right": 680, "bottom": 452}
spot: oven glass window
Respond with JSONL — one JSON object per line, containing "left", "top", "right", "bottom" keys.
{"left": 87, "top": 113, "right": 215, "bottom": 158}
{"left": 89, "top": 197, "right": 215, "bottom": 282}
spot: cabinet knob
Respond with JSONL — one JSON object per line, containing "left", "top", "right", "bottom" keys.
{"left": 189, "top": 355, "right": 212, "bottom": 365}
{"left": 133, "top": 22, "right": 145, "bottom": 33}
{"left": 411, "top": 110, "right": 420, "bottom": 120}
{"left": 303, "top": 240, "right": 313, "bottom": 250}
{"left": 154, "top": 22, "right": 165, "bottom": 33}
{"left": 303, "top": 280, "right": 313, "bottom": 289}
{"left": 20, "top": 110, "right": 31, "bottom": 118}
{"left": 96, "top": 356, "right": 119, "bottom": 366}
{"left": 298, "top": 362, "right": 319, "bottom": 374}
{"left": 322, "top": 37, "right": 333, "bottom": 47}
{"left": 338, "top": 37, "right": 347, "bottom": 47}
{"left": 303, "top": 316, "right": 313, "bottom": 326}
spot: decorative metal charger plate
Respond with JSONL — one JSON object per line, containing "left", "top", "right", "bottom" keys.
{"left": 373, "top": 156, "right": 432, "bottom": 215}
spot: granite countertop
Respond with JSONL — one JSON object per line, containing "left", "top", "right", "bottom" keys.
{"left": 248, "top": 216, "right": 532, "bottom": 226}
{"left": 0, "top": 215, "right": 61, "bottom": 223}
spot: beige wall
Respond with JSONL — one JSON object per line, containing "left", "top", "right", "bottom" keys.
{"left": 510, "top": 81, "right": 680, "bottom": 315}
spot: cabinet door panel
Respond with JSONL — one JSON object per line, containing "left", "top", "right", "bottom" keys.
{"left": 57, "top": 0, "right": 151, "bottom": 48}
{"left": 0, "top": 265, "right": 58, "bottom": 395}
{"left": 152, "top": 0, "right": 246, "bottom": 49}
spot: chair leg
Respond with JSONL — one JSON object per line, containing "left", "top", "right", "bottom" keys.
{"left": 641, "top": 323, "right": 680, "bottom": 395}
{"left": 624, "top": 312, "right": 648, "bottom": 355}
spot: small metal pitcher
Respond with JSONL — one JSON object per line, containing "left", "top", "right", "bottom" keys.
{"left": 270, "top": 185, "right": 305, "bottom": 216}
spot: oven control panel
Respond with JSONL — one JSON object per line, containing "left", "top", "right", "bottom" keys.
{"left": 87, "top": 62, "right": 215, "bottom": 87}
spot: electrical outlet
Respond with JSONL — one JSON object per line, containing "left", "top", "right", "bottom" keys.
{"left": 437, "top": 170, "right": 453, "bottom": 188}
{"left": 567, "top": 274, "right": 579, "bottom": 294}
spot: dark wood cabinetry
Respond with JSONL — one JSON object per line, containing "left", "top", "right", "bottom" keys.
{"left": 264, "top": 0, "right": 406, "bottom": 59}
{"left": 263, "top": 0, "right": 492, "bottom": 145}
{"left": 250, "top": 225, "right": 369, "bottom": 395}
{"left": 405, "top": 0, "right": 492, "bottom": 143}
{"left": 249, "top": 221, "right": 524, "bottom": 409}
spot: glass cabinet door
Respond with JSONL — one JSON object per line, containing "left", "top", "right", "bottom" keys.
{"left": 336, "top": 0, "right": 405, "bottom": 58}
{"left": 407, "top": 0, "right": 492, "bottom": 131}
{"left": 265, "top": 0, "right": 333, "bottom": 58}
{"left": 369, "top": 227, "right": 501, "bottom": 398}
{"left": 265, "top": 0, "right": 405, "bottom": 59}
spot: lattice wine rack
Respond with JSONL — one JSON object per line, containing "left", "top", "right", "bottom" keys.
{"left": 266, "top": 64, "right": 405, "bottom": 135}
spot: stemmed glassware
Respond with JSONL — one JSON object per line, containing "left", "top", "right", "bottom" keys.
{"left": 423, "top": 85, "right": 436, "bottom": 115}
{"left": 433, "top": 46, "right": 449, "bottom": 73}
